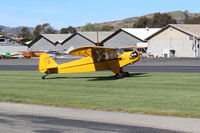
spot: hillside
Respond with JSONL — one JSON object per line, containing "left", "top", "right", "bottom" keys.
{"left": 0, "top": 25, "right": 34, "bottom": 37}
{"left": 79, "top": 11, "right": 200, "bottom": 30}
{"left": 1, "top": 11, "right": 200, "bottom": 36}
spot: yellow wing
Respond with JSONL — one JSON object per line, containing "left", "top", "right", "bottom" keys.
{"left": 68, "top": 46, "right": 116, "bottom": 57}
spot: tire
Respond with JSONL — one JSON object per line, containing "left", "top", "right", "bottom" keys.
{"left": 123, "top": 72, "right": 130, "bottom": 77}
{"left": 115, "top": 73, "right": 124, "bottom": 79}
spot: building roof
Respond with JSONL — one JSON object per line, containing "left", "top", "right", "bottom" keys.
{"left": 12, "top": 37, "right": 24, "bottom": 41}
{"left": 30, "top": 32, "right": 113, "bottom": 47}
{"left": 121, "top": 28, "right": 161, "bottom": 41}
{"left": 170, "top": 24, "right": 200, "bottom": 38}
{"left": 29, "top": 34, "right": 73, "bottom": 47}
{"left": 146, "top": 24, "right": 200, "bottom": 40}
{"left": 101, "top": 28, "right": 161, "bottom": 44}
{"left": 41, "top": 34, "right": 73, "bottom": 44}
{"left": 0, "top": 35, "right": 27, "bottom": 46}
{"left": 78, "top": 32, "right": 114, "bottom": 43}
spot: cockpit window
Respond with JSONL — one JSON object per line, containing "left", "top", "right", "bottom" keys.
{"left": 123, "top": 48, "right": 134, "bottom": 52}
{"left": 116, "top": 48, "right": 124, "bottom": 55}
{"left": 94, "top": 50, "right": 118, "bottom": 62}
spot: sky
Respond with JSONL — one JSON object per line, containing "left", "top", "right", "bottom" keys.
{"left": 0, "top": 0, "right": 200, "bottom": 29}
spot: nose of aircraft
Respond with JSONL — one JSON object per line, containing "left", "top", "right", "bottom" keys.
{"left": 130, "top": 51, "right": 138, "bottom": 58}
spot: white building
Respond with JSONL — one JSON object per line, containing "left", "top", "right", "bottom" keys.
{"left": 146, "top": 24, "right": 200, "bottom": 58}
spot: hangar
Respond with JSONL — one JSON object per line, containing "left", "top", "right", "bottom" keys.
{"left": 0, "top": 35, "right": 28, "bottom": 54}
{"left": 101, "top": 28, "right": 160, "bottom": 48}
{"left": 29, "top": 34, "right": 72, "bottom": 51}
{"left": 61, "top": 32, "right": 114, "bottom": 52}
{"left": 61, "top": 32, "right": 96, "bottom": 52}
{"left": 29, "top": 32, "right": 113, "bottom": 52}
{"left": 79, "top": 31, "right": 114, "bottom": 46}
{"left": 146, "top": 24, "right": 200, "bottom": 58}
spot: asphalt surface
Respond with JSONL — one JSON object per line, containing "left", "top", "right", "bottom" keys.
{"left": 0, "top": 58, "right": 200, "bottom": 72}
{"left": 1, "top": 102, "right": 199, "bottom": 133}
{"left": 0, "top": 112, "right": 182, "bottom": 133}
{"left": 0, "top": 65, "right": 200, "bottom": 73}
{"left": 1, "top": 58, "right": 200, "bottom": 66}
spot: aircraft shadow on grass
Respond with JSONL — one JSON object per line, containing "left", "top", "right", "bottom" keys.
{"left": 45, "top": 72, "right": 149, "bottom": 81}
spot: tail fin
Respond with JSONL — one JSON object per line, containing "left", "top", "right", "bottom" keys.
{"left": 39, "top": 53, "right": 58, "bottom": 74}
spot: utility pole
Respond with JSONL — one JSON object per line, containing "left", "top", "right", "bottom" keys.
{"left": 96, "top": 31, "right": 99, "bottom": 46}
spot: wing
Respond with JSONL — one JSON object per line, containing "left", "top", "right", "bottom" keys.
{"left": 68, "top": 46, "right": 116, "bottom": 57}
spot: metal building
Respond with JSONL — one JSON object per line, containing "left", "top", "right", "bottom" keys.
{"left": 29, "top": 34, "right": 72, "bottom": 51}
{"left": 29, "top": 32, "right": 113, "bottom": 52}
{"left": 61, "top": 32, "right": 114, "bottom": 51}
{"left": 101, "top": 28, "right": 160, "bottom": 48}
{"left": 0, "top": 35, "right": 28, "bottom": 54}
{"left": 61, "top": 32, "right": 96, "bottom": 52}
{"left": 146, "top": 24, "right": 200, "bottom": 58}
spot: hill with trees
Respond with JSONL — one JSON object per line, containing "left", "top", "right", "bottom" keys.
{"left": 79, "top": 11, "right": 200, "bottom": 30}
{"left": 1, "top": 10, "right": 200, "bottom": 39}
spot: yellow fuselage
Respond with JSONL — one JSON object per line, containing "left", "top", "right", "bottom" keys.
{"left": 57, "top": 51, "right": 140, "bottom": 74}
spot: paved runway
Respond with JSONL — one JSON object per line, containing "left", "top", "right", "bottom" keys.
{"left": 0, "top": 65, "right": 200, "bottom": 73}
{"left": 1, "top": 102, "right": 196, "bottom": 133}
{"left": 125, "top": 66, "right": 200, "bottom": 73}
{"left": 0, "top": 112, "right": 181, "bottom": 133}
{"left": 0, "top": 58, "right": 200, "bottom": 72}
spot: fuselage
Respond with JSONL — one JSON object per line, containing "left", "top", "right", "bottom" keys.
{"left": 57, "top": 51, "right": 140, "bottom": 74}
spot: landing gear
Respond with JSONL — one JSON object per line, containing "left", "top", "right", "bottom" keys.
{"left": 115, "top": 73, "right": 124, "bottom": 79}
{"left": 123, "top": 72, "right": 130, "bottom": 77}
{"left": 41, "top": 74, "right": 48, "bottom": 79}
{"left": 115, "top": 71, "right": 130, "bottom": 79}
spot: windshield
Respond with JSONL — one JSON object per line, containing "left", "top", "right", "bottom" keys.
{"left": 116, "top": 48, "right": 124, "bottom": 55}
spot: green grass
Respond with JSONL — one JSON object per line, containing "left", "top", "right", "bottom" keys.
{"left": 0, "top": 71, "right": 200, "bottom": 118}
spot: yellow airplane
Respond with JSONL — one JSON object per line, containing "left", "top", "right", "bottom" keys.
{"left": 39, "top": 46, "right": 140, "bottom": 79}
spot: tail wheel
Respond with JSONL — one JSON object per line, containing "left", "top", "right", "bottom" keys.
{"left": 41, "top": 74, "right": 48, "bottom": 79}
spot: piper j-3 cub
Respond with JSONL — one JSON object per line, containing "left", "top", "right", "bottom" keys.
{"left": 39, "top": 46, "right": 140, "bottom": 79}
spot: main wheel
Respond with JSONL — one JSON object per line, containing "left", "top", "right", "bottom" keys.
{"left": 123, "top": 72, "right": 130, "bottom": 77}
{"left": 115, "top": 73, "right": 124, "bottom": 79}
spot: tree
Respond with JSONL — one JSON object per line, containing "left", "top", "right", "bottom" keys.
{"left": 148, "top": 13, "right": 177, "bottom": 28}
{"left": 33, "top": 24, "right": 42, "bottom": 36}
{"left": 82, "top": 23, "right": 114, "bottom": 31}
{"left": 185, "top": 16, "right": 200, "bottom": 24}
{"left": 33, "top": 23, "right": 56, "bottom": 36}
{"left": 60, "top": 26, "right": 77, "bottom": 34}
{"left": 42, "top": 23, "right": 56, "bottom": 34}
{"left": 18, "top": 27, "right": 31, "bottom": 38}
{"left": 132, "top": 17, "right": 149, "bottom": 28}
{"left": 133, "top": 13, "right": 177, "bottom": 28}
{"left": 183, "top": 10, "right": 189, "bottom": 23}
{"left": 60, "top": 28, "right": 68, "bottom": 34}
{"left": 82, "top": 23, "right": 98, "bottom": 31}
{"left": 0, "top": 26, "right": 4, "bottom": 35}
{"left": 122, "top": 25, "right": 130, "bottom": 28}
{"left": 0, "top": 26, "right": 3, "bottom": 33}
{"left": 99, "top": 25, "right": 114, "bottom": 31}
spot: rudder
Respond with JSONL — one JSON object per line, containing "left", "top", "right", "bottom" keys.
{"left": 39, "top": 53, "right": 58, "bottom": 74}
